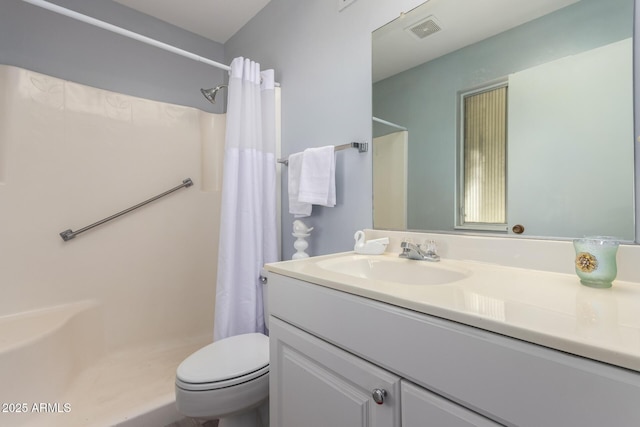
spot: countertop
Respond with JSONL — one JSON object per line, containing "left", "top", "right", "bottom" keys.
{"left": 265, "top": 251, "right": 640, "bottom": 372}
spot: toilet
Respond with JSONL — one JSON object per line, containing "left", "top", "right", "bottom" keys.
{"left": 176, "top": 287, "right": 270, "bottom": 427}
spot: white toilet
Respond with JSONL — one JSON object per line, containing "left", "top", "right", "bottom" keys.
{"left": 175, "top": 289, "right": 270, "bottom": 427}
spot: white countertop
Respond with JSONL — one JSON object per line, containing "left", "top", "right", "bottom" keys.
{"left": 265, "top": 251, "right": 640, "bottom": 372}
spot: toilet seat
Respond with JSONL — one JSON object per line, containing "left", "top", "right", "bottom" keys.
{"left": 176, "top": 333, "right": 269, "bottom": 392}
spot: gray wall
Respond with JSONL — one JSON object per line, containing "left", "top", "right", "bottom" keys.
{"left": 225, "top": 0, "right": 426, "bottom": 259}
{"left": 0, "top": 0, "right": 226, "bottom": 113}
{"left": 6, "top": 0, "right": 637, "bottom": 255}
{"left": 0, "top": 0, "right": 429, "bottom": 260}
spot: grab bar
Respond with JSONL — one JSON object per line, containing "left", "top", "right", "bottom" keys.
{"left": 59, "top": 178, "right": 194, "bottom": 241}
{"left": 277, "top": 141, "right": 368, "bottom": 166}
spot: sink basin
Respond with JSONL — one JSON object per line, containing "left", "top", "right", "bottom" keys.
{"left": 316, "top": 255, "right": 470, "bottom": 285}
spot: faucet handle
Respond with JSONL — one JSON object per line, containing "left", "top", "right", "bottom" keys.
{"left": 424, "top": 240, "right": 440, "bottom": 261}
{"left": 423, "top": 239, "right": 437, "bottom": 254}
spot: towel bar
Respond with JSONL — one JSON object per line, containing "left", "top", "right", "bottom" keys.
{"left": 277, "top": 142, "right": 368, "bottom": 166}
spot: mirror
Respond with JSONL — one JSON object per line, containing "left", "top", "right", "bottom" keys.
{"left": 372, "top": 0, "right": 635, "bottom": 241}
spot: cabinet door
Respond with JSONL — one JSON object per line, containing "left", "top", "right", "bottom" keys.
{"left": 402, "top": 380, "right": 501, "bottom": 427}
{"left": 270, "top": 317, "right": 401, "bottom": 427}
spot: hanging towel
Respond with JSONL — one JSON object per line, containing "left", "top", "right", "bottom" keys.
{"left": 298, "top": 146, "right": 336, "bottom": 207}
{"left": 287, "top": 152, "right": 312, "bottom": 217}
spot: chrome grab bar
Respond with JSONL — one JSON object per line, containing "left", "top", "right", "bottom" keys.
{"left": 59, "top": 178, "right": 193, "bottom": 241}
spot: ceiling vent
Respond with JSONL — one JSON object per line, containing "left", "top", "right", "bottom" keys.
{"left": 405, "top": 16, "right": 442, "bottom": 40}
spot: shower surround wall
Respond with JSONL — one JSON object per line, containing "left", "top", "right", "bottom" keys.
{"left": 0, "top": 65, "right": 223, "bottom": 426}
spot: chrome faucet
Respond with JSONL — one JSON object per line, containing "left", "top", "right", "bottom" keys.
{"left": 399, "top": 240, "right": 440, "bottom": 262}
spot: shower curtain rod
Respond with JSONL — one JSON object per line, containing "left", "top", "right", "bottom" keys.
{"left": 373, "top": 116, "right": 408, "bottom": 131}
{"left": 22, "top": 0, "right": 231, "bottom": 72}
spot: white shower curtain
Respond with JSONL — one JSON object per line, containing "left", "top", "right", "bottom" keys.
{"left": 214, "top": 57, "right": 278, "bottom": 341}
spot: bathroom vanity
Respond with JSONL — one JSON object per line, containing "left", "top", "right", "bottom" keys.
{"left": 265, "top": 243, "right": 640, "bottom": 426}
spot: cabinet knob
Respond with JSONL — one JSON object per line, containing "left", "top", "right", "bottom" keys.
{"left": 372, "top": 388, "right": 387, "bottom": 405}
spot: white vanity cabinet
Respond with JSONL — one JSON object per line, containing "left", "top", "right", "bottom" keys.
{"left": 269, "top": 316, "right": 401, "bottom": 427}
{"left": 267, "top": 272, "right": 640, "bottom": 427}
{"left": 270, "top": 315, "right": 498, "bottom": 427}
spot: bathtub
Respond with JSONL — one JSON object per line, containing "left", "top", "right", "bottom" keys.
{"left": 0, "top": 301, "right": 210, "bottom": 427}
{"left": 0, "top": 65, "right": 221, "bottom": 426}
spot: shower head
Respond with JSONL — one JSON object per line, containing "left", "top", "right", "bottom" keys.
{"left": 200, "top": 84, "right": 228, "bottom": 104}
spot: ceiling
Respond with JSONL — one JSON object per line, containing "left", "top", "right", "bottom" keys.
{"left": 113, "top": 0, "right": 271, "bottom": 44}
{"left": 373, "top": 0, "right": 579, "bottom": 82}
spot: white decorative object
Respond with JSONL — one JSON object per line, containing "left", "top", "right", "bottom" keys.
{"left": 293, "top": 220, "right": 314, "bottom": 235}
{"left": 292, "top": 220, "right": 314, "bottom": 259}
{"left": 353, "top": 230, "right": 389, "bottom": 255}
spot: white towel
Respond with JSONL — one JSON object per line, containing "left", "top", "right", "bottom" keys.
{"left": 287, "top": 152, "right": 312, "bottom": 217}
{"left": 298, "top": 146, "right": 336, "bottom": 207}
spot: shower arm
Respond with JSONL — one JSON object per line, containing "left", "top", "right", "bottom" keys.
{"left": 201, "top": 84, "right": 228, "bottom": 104}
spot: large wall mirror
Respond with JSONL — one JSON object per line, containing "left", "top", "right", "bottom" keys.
{"left": 372, "top": 0, "right": 635, "bottom": 241}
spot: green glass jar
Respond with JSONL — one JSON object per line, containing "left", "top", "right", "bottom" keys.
{"left": 573, "top": 236, "right": 619, "bottom": 288}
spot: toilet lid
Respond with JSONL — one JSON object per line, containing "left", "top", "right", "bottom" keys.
{"left": 176, "top": 333, "right": 269, "bottom": 390}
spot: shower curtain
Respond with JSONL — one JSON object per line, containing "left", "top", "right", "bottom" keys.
{"left": 214, "top": 57, "right": 278, "bottom": 341}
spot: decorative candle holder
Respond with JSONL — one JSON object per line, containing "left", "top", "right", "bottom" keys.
{"left": 292, "top": 232, "right": 310, "bottom": 259}
{"left": 573, "top": 236, "right": 619, "bottom": 288}
{"left": 292, "top": 220, "right": 313, "bottom": 260}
